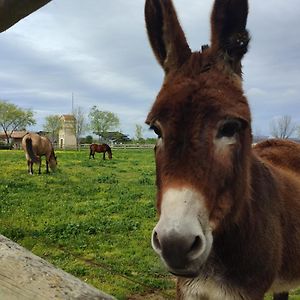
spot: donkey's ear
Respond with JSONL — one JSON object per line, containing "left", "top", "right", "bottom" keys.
{"left": 210, "top": 0, "right": 250, "bottom": 76}
{"left": 145, "top": 0, "right": 191, "bottom": 73}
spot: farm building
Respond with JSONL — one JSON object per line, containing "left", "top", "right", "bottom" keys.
{"left": 0, "top": 130, "right": 28, "bottom": 149}
{"left": 58, "top": 114, "right": 76, "bottom": 149}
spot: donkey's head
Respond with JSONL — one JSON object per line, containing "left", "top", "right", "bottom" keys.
{"left": 145, "top": 0, "right": 252, "bottom": 277}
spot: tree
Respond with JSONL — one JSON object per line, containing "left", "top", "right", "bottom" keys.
{"left": 135, "top": 124, "right": 144, "bottom": 141}
{"left": 72, "top": 106, "right": 87, "bottom": 150}
{"left": 89, "top": 106, "right": 120, "bottom": 142}
{"left": 43, "top": 115, "right": 62, "bottom": 143}
{"left": 270, "top": 115, "right": 297, "bottom": 139}
{"left": 81, "top": 135, "right": 93, "bottom": 144}
{"left": 101, "top": 131, "right": 131, "bottom": 144}
{"left": 0, "top": 100, "right": 35, "bottom": 144}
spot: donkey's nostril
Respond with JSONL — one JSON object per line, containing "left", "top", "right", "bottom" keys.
{"left": 189, "top": 235, "right": 202, "bottom": 254}
{"left": 152, "top": 231, "right": 161, "bottom": 250}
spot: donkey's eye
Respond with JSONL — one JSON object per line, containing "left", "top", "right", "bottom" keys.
{"left": 217, "top": 119, "right": 242, "bottom": 138}
{"left": 150, "top": 124, "right": 162, "bottom": 138}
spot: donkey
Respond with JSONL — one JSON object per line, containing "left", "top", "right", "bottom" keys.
{"left": 22, "top": 133, "right": 57, "bottom": 174}
{"left": 145, "top": 0, "right": 300, "bottom": 299}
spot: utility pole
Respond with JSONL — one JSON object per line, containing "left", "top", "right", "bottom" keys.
{"left": 71, "top": 92, "right": 74, "bottom": 113}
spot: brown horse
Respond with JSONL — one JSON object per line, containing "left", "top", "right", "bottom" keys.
{"left": 22, "top": 133, "right": 57, "bottom": 174}
{"left": 89, "top": 143, "right": 112, "bottom": 160}
{"left": 145, "top": 0, "right": 300, "bottom": 299}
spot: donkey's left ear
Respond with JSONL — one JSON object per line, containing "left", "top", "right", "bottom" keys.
{"left": 210, "top": 0, "right": 250, "bottom": 76}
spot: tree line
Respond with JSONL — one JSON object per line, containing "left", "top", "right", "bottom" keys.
{"left": 0, "top": 100, "right": 151, "bottom": 146}
{"left": 43, "top": 105, "right": 123, "bottom": 147}
{"left": 2, "top": 100, "right": 298, "bottom": 146}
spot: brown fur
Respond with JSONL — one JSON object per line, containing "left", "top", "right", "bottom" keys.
{"left": 145, "top": 0, "right": 300, "bottom": 299}
{"left": 89, "top": 143, "right": 112, "bottom": 160}
{"left": 22, "top": 133, "right": 57, "bottom": 174}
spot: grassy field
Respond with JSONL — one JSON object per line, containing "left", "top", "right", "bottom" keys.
{"left": 0, "top": 149, "right": 175, "bottom": 299}
{"left": 0, "top": 149, "right": 299, "bottom": 300}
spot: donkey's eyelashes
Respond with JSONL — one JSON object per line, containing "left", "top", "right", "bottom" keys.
{"left": 217, "top": 119, "right": 244, "bottom": 138}
{"left": 150, "top": 124, "right": 162, "bottom": 138}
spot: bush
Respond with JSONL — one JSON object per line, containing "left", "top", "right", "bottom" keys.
{"left": 0, "top": 142, "right": 12, "bottom": 149}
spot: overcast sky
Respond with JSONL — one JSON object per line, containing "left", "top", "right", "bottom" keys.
{"left": 1, "top": 0, "right": 299, "bottom": 138}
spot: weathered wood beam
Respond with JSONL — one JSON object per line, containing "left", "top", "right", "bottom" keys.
{"left": 0, "top": 235, "right": 116, "bottom": 299}
{"left": 0, "top": 0, "right": 52, "bottom": 33}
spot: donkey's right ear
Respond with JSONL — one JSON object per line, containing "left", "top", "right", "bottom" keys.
{"left": 145, "top": 0, "right": 191, "bottom": 74}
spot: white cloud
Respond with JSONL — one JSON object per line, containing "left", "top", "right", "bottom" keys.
{"left": 0, "top": 0, "right": 299, "bottom": 138}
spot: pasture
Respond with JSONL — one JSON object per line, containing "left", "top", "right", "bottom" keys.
{"left": 0, "top": 148, "right": 174, "bottom": 299}
{"left": 0, "top": 149, "right": 299, "bottom": 299}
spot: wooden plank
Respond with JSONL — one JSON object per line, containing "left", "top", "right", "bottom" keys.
{"left": 0, "top": 0, "right": 52, "bottom": 33}
{"left": 0, "top": 235, "right": 116, "bottom": 300}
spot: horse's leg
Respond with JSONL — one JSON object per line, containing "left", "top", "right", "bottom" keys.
{"left": 38, "top": 159, "right": 42, "bottom": 174}
{"left": 89, "top": 149, "right": 92, "bottom": 159}
{"left": 27, "top": 161, "right": 33, "bottom": 175}
{"left": 103, "top": 152, "right": 106, "bottom": 160}
{"left": 31, "top": 161, "right": 34, "bottom": 174}
{"left": 46, "top": 160, "right": 49, "bottom": 174}
{"left": 273, "top": 292, "right": 289, "bottom": 300}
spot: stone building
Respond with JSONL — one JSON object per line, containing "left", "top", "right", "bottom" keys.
{"left": 58, "top": 115, "right": 76, "bottom": 149}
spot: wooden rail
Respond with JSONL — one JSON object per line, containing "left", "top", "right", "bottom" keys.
{"left": 0, "top": 0, "right": 52, "bottom": 33}
{"left": 0, "top": 235, "right": 116, "bottom": 300}
{"left": 79, "top": 144, "right": 155, "bottom": 150}
{"left": 52, "top": 144, "right": 155, "bottom": 150}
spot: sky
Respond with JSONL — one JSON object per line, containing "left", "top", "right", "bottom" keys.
{"left": 0, "top": 0, "right": 299, "bottom": 138}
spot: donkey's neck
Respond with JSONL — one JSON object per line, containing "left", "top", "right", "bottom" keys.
{"left": 219, "top": 151, "right": 279, "bottom": 235}
{"left": 209, "top": 153, "right": 282, "bottom": 288}
{"left": 249, "top": 154, "right": 281, "bottom": 222}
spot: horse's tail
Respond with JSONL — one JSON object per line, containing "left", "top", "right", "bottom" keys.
{"left": 25, "top": 137, "right": 40, "bottom": 163}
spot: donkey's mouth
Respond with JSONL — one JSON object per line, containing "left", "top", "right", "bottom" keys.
{"left": 166, "top": 259, "right": 202, "bottom": 278}
{"left": 164, "top": 253, "right": 209, "bottom": 279}
{"left": 170, "top": 270, "right": 199, "bottom": 278}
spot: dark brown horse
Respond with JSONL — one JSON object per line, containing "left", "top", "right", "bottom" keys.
{"left": 89, "top": 143, "right": 112, "bottom": 160}
{"left": 22, "top": 133, "right": 57, "bottom": 174}
{"left": 145, "top": 0, "right": 300, "bottom": 299}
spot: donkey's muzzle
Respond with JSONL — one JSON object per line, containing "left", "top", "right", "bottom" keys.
{"left": 152, "top": 229, "right": 206, "bottom": 276}
{"left": 151, "top": 187, "right": 213, "bottom": 277}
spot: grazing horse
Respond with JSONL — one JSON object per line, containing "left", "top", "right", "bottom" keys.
{"left": 89, "top": 143, "right": 112, "bottom": 160}
{"left": 145, "top": 0, "right": 300, "bottom": 299}
{"left": 22, "top": 133, "right": 57, "bottom": 174}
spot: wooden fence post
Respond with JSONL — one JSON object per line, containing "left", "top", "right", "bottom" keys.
{"left": 0, "top": 235, "right": 116, "bottom": 299}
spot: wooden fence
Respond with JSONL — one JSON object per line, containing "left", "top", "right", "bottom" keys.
{"left": 54, "top": 144, "right": 155, "bottom": 150}
{"left": 0, "top": 235, "right": 116, "bottom": 300}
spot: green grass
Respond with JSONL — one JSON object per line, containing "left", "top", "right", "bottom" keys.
{"left": 0, "top": 149, "right": 300, "bottom": 300}
{"left": 0, "top": 149, "right": 175, "bottom": 299}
